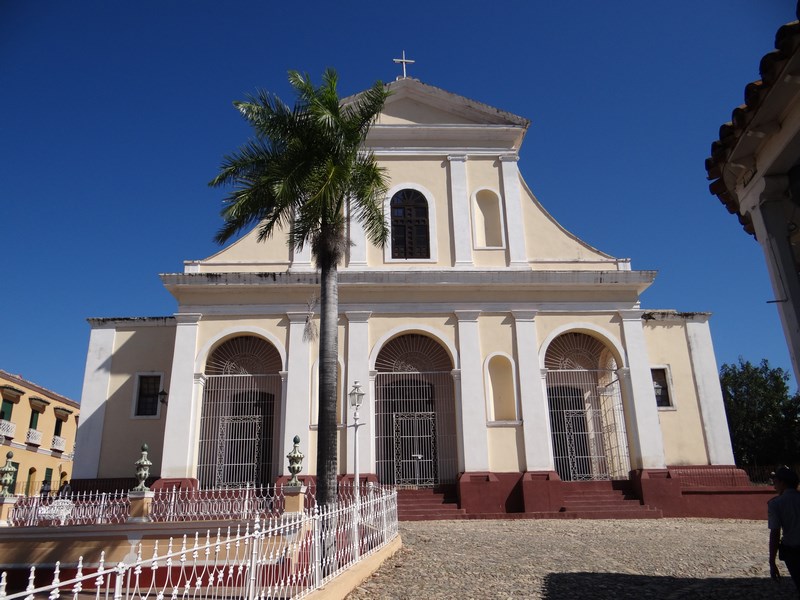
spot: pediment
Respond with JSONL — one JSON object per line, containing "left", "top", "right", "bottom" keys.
{"left": 346, "top": 78, "right": 529, "bottom": 128}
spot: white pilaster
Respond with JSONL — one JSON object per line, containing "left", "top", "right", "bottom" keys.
{"left": 282, "top": 312, "right": 311, "bottom": 474}
{"left": 684, "top": 316, "right": 736, "bottom": 465}
{"left": 511, "top": 310, "right": 554, "bottom": 471}
{"left": 348, "top": 204, "right": 368, "bottom": 268}
{"left": 454, "top": 310, "right": 489, "bottom": 471}
{"left": 448, "top": 155, "right": 473, "bottom": 268}
{"left": 450, "top": 369, "right": 466, "bottom": 472}
{"left": 345, "top": 311, "right": 372, "bottom": 473}
{"left": 743, "top": 176, "right": 800, "bottom": 382}
{"left": 291, "top": 244, "right": 313, "bottom": 271}
{"left": 73, "top": 325, "right": 116, "bottom": 478}
{"left": 499, "top": 155, "right": 528, "bottom": 268}
{"left": 618, "top": 310, "right": 666, "bottom": 470}
{"left": 161, "top": 313, "right": 202, "bottom": 478}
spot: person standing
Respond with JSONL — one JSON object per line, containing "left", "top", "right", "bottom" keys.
{"left": 769, "top": 466, "right": 800, "bottom": 594}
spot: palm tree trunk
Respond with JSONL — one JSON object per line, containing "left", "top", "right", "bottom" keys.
{"left": 316, "top": 253, "right": 339, "bottom": 508}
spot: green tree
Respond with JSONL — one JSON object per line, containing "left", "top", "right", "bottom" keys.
{"left": 720, "top": 357, "right": 800, "bottom": 466}
{"left": 210, "top": 69, "right": 390, "bottom": 507}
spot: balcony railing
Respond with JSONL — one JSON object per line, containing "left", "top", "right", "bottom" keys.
{"left": 25, "top": 428, "right": 43, "bottom": 446}
{"left": 0, "top": 419, "right": 16, "bottom": 438}
{"left": 51, "top": 435, "right": 67, "bottom": 452}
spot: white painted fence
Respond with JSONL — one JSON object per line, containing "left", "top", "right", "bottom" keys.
{"left": 0, "top": 485, "right": 398, "bottom": 600}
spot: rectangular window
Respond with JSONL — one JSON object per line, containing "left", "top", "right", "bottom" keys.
{"left": 54, "top": 419, "right": 63, "bottom": 437}
{"left": 29, "top": 411, "right": 39, "bottom": 430}
{"left": 0, "top": 400, "right": 12, "bottom": 421}
{"left": 135, "top": 375, "right": 161, "bottom": 417}
{"left": 44, "top": 467, "right": 53, "bottom": 484}
{"left": 651, "top": 368, "right": 672, "bottom": 408}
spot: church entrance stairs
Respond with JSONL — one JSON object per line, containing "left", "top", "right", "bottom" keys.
{"left": 557, "top": 481, "right": 663, "bottom": 519}
{"left": 397, "top": 486, "right": 467, "bottom": 521}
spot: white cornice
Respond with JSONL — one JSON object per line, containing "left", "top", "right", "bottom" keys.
{"left": 161, "top": 269, "right": 654, "bottom": 290}
{"left": 176, "top": 302, "right": 642, "bottom": 316}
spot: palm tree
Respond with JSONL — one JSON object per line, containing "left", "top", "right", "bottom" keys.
{"left": 209, "top": 69, "right": 389, "bottom": 507}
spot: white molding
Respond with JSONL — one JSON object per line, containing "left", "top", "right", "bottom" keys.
{"left": 73, "top": 326, "right": 116, "bottom": 479}
{"left": 538, "top": 322, "right": 628, "bottom": 369}
{"left": 193, "top": 326, "right": 287, "bottom": 373}
{"left": 650, "top": 364, "right": 677, "bottom": 410}
{"left": 684, "top": 319, "right": 736, "bottom": 465}
{"left": 499, "top": 157, "right": 528, "bottom": 267}
{"left": 383, "top": 182, "right": 439, "bottom": 264}
{"left": 454, "top": 310, "right": 489, "bottom": 471}
{"left": 130, "top": 372, "right": 164, "bottom": 420}
{"left": 471, "top": 187, "right": 507, "bottom": 250}
{"left": 483, "top": 352, "right": 519, "bottom": 422}
{"left": 179, "top": 302, "right": 641, "bottom": 316}
{"left": 369, "top": 324, "right": 459, "bottom": 370}
{"left": 448, "top": 155, "right": 473, "bottom": 267}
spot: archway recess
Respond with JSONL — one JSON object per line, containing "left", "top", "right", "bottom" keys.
{"left": 544, "top": 332, "right": 630, "bottom": 481}
{"left": 373, "top": 334, "right": 458, "bottom": 487}
{"left": 197, "top": 335, "right": 282, "bottom": 488}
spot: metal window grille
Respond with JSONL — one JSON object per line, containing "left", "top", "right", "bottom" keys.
{"left": 390, "top": 189, "right": 430, "bottom": 259}
{"left": 375, "top": 372, "right": 457, "bottom": 487}
{"left": 197, "top": 374, "right": 281, "bottom": 489}
{"left": 546, "top": 369, "right": 630, "bottom": 481}
{"left": 135, "top": 375, "right": 160, "bottom": 416}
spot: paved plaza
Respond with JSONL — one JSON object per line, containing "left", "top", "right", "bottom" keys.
{"left": 347, "top": 518, "right": 797, "bottom": 599}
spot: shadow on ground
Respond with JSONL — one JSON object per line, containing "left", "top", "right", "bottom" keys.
{"left": 543, "top": 572, "right": 796, "bottom": 599}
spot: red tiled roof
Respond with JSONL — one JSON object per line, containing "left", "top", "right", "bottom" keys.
{"left": 705, "top": 6, "right": 800, "bottom": 236}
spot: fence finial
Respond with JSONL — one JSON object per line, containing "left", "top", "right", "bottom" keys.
{"left": 132, "top": 444, "right": 152, "bottom": 491}
{"left": 286, "top": 436, "right": 304, "bottom": 486}
{"left": 0, "top": 452, "right": 16, "bottom": 498}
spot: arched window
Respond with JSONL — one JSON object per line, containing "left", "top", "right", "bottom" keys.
{"left": 391, "top": 189, "right": 430, "bottom": 259}
{"left": 473, "top": 190, "right": 504, "bottom": 248}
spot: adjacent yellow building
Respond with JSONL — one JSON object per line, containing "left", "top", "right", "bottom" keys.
{"left": 0, "top": 370, "right": 79, "bottom": 495}
{"left": 74, "top": 78, "right": 739, "bottom": 516}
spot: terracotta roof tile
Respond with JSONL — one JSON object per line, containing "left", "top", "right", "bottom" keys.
{"left": 706, "top": 7, "right": 800, "bottom": 236}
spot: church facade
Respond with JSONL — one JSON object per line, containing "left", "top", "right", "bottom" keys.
{"left": 75, "top": 78, "right": 743, "bottom": 516}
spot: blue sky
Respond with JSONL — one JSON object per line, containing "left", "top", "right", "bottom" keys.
{"left": 1, "top": 1, "right": 796, "bottom": 401}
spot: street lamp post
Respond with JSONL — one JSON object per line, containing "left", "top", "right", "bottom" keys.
{"left": 349, "top": 381, "right": 365, "bottom": 496}
{"left": 349, "top": 381, "right": 365, "bottom": 560}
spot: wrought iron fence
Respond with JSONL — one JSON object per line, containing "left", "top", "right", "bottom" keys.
{"left": 10, "top": 491, "right": 130, "bottom": 526}
{"left": 150, "top": 485, "right": 283, "bottom": 522}
{"left": 0, "top": 485, "right": 398, "bottom": 600}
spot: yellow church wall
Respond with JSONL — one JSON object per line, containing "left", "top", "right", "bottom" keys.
{"left": 370, "top": 157, "right": 453, "bottom": 267}
{"left": 195, "top": 224, "right": 292, "bottom": 272}
{"left": 518, "top": 179, "right": 617, "bottom": 269}
{"left": 467, "top": 158, "right": 507, "bottom": 267}
{"left": 478, "top": 314, "right": 514, "bottom": 358}
{"left": 97, "top": 326, "right": 175, "bottom": 478}
{"left": 195, "top": 316, "right": 290, "bottom": 368}
{"left": 487, "top": 426, "right": 524, "bottom": 472}
{"left": 368, "top": 315, "right": 455, "bottom": 363}
{"left": 535, "top": 314, "right": 624, "bottom": 360}
{"left": 643, "top": 322, "right": 710, "bottom": 465}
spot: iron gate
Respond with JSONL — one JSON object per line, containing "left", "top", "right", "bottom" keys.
{"left": 546, "top": 370, "right": 630, "bottom": 481}
{"left": 393, "top": 412, "right": 437, "bottom": 487}
{"left": 375, "top": 372, "right": 457, "bottom": 487}
{"left": 197, "top": 374, "right": 281, "bottom": 489}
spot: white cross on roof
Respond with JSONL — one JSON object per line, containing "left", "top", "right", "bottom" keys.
{"left": 393, "top": 50, "right": 415, "bottom": 79}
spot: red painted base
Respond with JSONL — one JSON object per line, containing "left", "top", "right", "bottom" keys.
{"left": 452, "top": 466, "right": 775, "bottom": 519}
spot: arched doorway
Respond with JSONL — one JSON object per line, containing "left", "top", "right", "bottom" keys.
{"left": 374, "top": 334, "right": 457, "bottom": 487}
{"left": 544, "top": 332, "right": 630, "bottom": 481}
{"left": 197, "top": 336, "right": 282, "bottom": 489}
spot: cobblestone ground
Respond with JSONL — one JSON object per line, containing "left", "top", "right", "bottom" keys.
{"left": 347, "top": 518, "right": 798, "bottom": 599}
